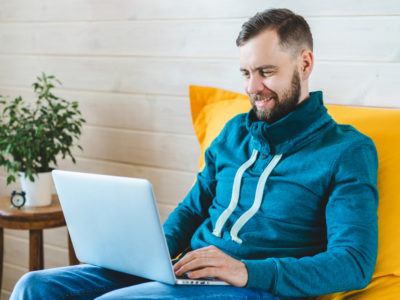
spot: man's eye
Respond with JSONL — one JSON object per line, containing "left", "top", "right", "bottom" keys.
{"left": 241, "top": 72, "right": 250, "bottom": 78}
{"left": 261, "top": 71, "right": 272, "bottom": 76}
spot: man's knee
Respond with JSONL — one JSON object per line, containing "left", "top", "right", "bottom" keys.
{"left": 10, "top": 270, "right": 48, "bottom": 300}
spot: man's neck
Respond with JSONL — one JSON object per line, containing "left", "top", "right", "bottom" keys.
{"left": 298, "top": 86, "right": 310, "bottom": 105}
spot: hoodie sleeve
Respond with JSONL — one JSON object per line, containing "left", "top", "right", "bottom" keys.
{"left": 162, "top": 130, "right": 225, "bottom": 258}
{"left": 242, "top": 140, "right": 379, "bottom": 297}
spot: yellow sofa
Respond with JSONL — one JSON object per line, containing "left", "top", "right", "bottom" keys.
{"left": 189, "top": 85, "right": 400, "bottom": 299}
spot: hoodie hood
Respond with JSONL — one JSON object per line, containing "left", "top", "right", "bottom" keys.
{"left": 246, "top": 91, "right": 332, "bottom": 155}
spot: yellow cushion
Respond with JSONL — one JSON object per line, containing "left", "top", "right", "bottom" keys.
{"left": 314, "top": 276, "right": 400, "bottom": 300}
{"left": 189, "top": 85, "right": 251, "bottom": 170}
{"left": 189, "top": 85, "right": 400, "bottom": 299}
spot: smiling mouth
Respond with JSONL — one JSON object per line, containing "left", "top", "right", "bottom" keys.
{"left": 255, "top": 97, "right": 274, "bottom": 108}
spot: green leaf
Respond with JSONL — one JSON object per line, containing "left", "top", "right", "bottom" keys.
{"left": 7, "top": 175, "right": 16, "bottom": 185}
{"left": 0, "top": 72, "right": 86, "bottom": 185}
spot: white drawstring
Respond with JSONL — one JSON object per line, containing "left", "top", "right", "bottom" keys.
{"left": 212, "top": 149, "right": 259, "bottom": 237}
{"left": 230, "top": 154, "right": 282, "bottom": 244}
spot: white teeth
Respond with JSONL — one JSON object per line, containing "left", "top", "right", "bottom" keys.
{"left": 256, "top": 97, "right": 272, "bottom": 103}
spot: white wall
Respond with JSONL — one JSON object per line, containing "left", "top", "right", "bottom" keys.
{"left": 0, "top": 0, "right": 399, "bottom": 298}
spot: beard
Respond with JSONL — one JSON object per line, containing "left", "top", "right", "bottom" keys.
{"left": 250, "top": 69, "right": 301, "bottom": 124}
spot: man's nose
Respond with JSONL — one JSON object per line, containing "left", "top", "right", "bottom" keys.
{"left": 246, "top": 75, "right": 264, "bottom": 95}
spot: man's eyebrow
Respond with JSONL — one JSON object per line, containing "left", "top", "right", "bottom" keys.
{"left": 240, "top": 65, "right": 278, "bottom": 72}
{"left": 255, "top": 65, "right": 278, "bottom": 71}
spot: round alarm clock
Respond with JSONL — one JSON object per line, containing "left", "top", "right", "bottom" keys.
{"left": 10, "top": 190, "right": 26, "bottom": 208}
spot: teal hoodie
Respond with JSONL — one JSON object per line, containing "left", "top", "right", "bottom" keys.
{"left": 163, "top": 91, "right": 378, "bottom": 298}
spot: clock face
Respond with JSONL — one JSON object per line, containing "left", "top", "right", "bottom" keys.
{"left": 11, "top": 192, "right": 26, "bottom": 208}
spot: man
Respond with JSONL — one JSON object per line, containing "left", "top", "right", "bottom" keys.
{"left": 11, "top": 8, "right": 378, "bottom": 300}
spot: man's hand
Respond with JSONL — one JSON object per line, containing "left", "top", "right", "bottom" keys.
{"left": 173, "top": 245, "right": 249, "bottom": 287}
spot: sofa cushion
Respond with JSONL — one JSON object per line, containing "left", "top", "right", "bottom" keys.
{"left": 314, "top": 275, "right": 400, "bottom": 300}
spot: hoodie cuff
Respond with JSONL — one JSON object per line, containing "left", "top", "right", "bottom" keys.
{"left": 242, "top": 258, "right": 277, "bottom": 292}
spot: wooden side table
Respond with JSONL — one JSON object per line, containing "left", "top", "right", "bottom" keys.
{"left": 0, "top": 194, "right": 79, "bottom": 291}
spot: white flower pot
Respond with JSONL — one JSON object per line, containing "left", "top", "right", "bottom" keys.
{"left": 19, "top": 171, "right": 53, "bottom": 207}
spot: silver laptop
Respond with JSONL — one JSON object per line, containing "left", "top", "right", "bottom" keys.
{"left": 52, "top": 170, "right": 228, "bottom": 286}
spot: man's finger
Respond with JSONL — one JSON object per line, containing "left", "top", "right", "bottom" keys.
{"left": 175, "top": 256, "right": 222, "bottom": 276}
{"left": 173, "top": 247, "right": 221, "bottom": 271}
{"left": 173, "top": 250, "right": 197, "bottom": 271}
{"left": 187, "top": 266, "right": 220, "bottom": 280}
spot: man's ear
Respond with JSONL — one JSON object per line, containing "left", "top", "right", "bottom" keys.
{"left": 299, "top": 49, "right": 314, "bottom": 81}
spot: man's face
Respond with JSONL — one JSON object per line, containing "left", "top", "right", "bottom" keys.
{"left": 239, "top": 29, "right": 302, "bottom": 124}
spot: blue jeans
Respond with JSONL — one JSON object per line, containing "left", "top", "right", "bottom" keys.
{"left": 10, "top": 264, "right": 280, "bottom": 299}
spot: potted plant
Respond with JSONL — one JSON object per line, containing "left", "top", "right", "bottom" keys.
{"left": 0, "top": 73, "right": 86, "bottom": 206}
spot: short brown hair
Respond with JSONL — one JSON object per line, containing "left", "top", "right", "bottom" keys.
{"left": 236, "top": 8, "right": 313, "bottom": 56}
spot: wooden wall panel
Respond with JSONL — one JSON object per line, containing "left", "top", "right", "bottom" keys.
{"left": 76, "top": 125, "right": 199, "bottom": 172}
{"left": 0, "top": 56, "right": 243, "bottom": 95}
{"left": 158, "top": 203, "right": 179, "bottom": 224}
{"left": 3, "top": 235, "right": 28, "bottom": 268}
{"left": 309, "top": 17, "right": 400, "bottom": 62}
{"left": 4, "top": 227, "right": 68, "bottom": 249}
{"left": 1, "top": 17, "right": 398, "bottom": 62}
{"left": 0, "top": 87, "right": 194, "bottom": 135}
{"left": 1, "top": 290, "right": 11, "bottom": 299}
{"left": 0, "top": 21, "right": 239, "bottom": 58}
{"left": 311, "top": 62, "right": 400, "bottom": 107}
{"left": 2, "top": 263, "right": 26, "bottom": 297}
{"left": 2, "top": 234, "right": 68, "bottom": 293}
{"left": 2, "top": 229, "right": 27, "bottom": 240}
{"left": 43, "top": 227, "right": 69, "bottom": 249}
{"left": 0, "top": 0, "right": 399, "bottom": 22}
{"left": 0, "top": 177, "right": 19, "bottom": 197}
{"left": 1, "top": 56, "right": 399, "bottom": 107}
{"left": 4, "top": 233, "right": 69, "bottom": 268}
